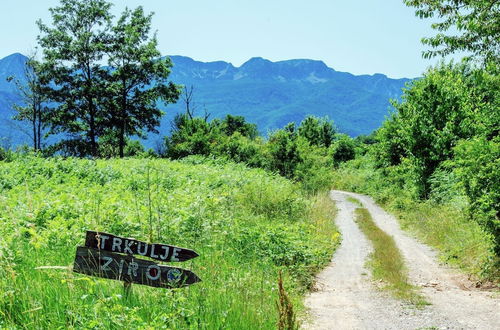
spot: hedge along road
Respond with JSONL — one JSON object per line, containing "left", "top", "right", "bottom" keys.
{"left": 304, "top": 190, "right": 500, "bottom": 330}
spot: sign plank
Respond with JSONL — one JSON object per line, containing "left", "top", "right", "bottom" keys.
{"left": 84, "top": 231, "right": 199, "bottom": 262}
{"left": 73, "top": 246, "right": 201, "bottom": 288}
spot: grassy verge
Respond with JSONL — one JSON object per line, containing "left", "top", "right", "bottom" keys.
{"left": 0, "top": 155, "right": 339, "bottom": 328}
{"left": 332, "top": 157, "right": 498, "bottom": 283}
{"left": 346, "top": 196, "right": 362, "bottom": 207}
{"left": 351, "top": 200, "right": 426, "bottom": 305}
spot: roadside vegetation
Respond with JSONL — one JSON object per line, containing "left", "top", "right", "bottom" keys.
{"left": 0, "top": 156, "right": 339, "bottom": 328}
{"left": 332, "top": 61, "right": 499, "bottom": 282}
{"left": 331, "top": 0, "right": 500, "bottom": 283}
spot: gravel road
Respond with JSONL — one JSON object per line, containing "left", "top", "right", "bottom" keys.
{"left": 304, "top": 190, "right": 500, "bottom": 330}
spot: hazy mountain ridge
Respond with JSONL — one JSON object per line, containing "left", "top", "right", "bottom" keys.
{"left": 0, "top": 53, "right": 411, "bottom": 148}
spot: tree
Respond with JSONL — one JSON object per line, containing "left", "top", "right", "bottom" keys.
{"left": 451, "top": 137, "right": 500, "bottom": 254}
{"left": 165, "top": 113, "right": 218, "bottom": 159}
{"left": 389, "top": 62, "right": 482, "bottom": 198}
{"left": 330, "top": 134, "right": 356, "bottom": 166}
{"left": 267, "top": 125, "right": 301, "bottom": 178}
{"left": 37, "top": 0, "right": 113, "bottom": 157}
{"left": 298, "top": 116, "right": 336, "bottom": 148}
{"left": 107, "top": 7, "right": 180, "bottom": 157}
{"left": 404, "top": 0, "right": 500, "bottom": 65}
{"left": 7, "top": 52, "right": 48, "bottom": 151}
{"left": 372, "top": 113, "right": 407, "bottom": 168}
{"left": 219, "top": 114, "right": 258, "bottom": 139}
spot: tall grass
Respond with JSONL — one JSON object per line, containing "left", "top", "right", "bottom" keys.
{"left": 353, "top": 206, "right": 425, "bottom": 305}
{"left": 0, "top": 155, "right": 339, "bottom": 328}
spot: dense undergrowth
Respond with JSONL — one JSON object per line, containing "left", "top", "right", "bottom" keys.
{"left": 332, "top": 156, "right": 499, "bottom": 283}
{"left": 0, "top": 155, "right": 339, "bottom": 328}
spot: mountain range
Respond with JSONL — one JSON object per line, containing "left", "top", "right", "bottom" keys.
{"left": 0, "top": 53, "right": 411, "bottom": 148}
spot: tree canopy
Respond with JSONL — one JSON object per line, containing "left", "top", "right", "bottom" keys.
{"left": 36, "top": 0, "right": 179, "bottom": 157}
{"left": 404, "top": 0, "right": 500, "bottom": 65}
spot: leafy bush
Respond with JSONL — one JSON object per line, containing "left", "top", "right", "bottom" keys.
{"left": 450, "top": 137, "right": 500, "bottom": 254}
{"left": 330, "top": 134, "right": 356, "bottom": 166}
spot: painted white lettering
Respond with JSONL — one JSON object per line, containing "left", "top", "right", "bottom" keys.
{"left": 118, "top": 259, "right": 125, "bottom": 277}
{"left": 171, "top": 248, "right": 181, "bottom": 262}
{"left": 101, "top": 256, "right": 113, "bottom": 271}
{"left": 99, "top": 235, "right": 109, "bottom": 249}
{"left": 137, "top": 242, "right": 148, "bottom": 256}
{"left": 150, "top": 245, "right": 159, "bottom": 259}
{"left": 112, "top": 237, "right": 122, "bottom": 252}
{"left": 123, "top": 240, "right": 134, "bottom": 254}
{"left": 128, "top": 260, "right": 139, "bottom": 277}
{"left": 159, "top": 246, "right": 170, "bottom": 260}
{"left": 146, "top": 265, "right": 161, "bottom": 281}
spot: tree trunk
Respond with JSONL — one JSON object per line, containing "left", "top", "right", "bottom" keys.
{"left": 37, "top": 103, "right": 42, "bottom": 151}
{"left": 32, "top": 101, "right": 37, "bottom": 151}
{"left": 88, "top": 98, "right": 98, "bottom": 158}
{"left": 119, "top": 120, "right": 125, "bottom": 158}
{"left": 119, "top": 81, "right": 127, "bottom": 158}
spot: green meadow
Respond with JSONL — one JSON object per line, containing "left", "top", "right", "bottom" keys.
{"left": 0, "top": 156, "right": 339, "bottom": 329}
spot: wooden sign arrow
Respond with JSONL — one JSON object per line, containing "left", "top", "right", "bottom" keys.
{"left": 84, "top": 231, "right": 199, "bottom": 262}
{"left": 73, "top": 247, "right": 201, "bottom": 289}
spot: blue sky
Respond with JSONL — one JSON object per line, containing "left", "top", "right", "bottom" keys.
{"left": 0, "top": 0, "right": 460, "bottom": 78}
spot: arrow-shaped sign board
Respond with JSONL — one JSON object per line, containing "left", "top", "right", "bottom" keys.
{"left": 73, "top": 247, "right": 201, "bottom": 288}
{"left": 84, "top": 231, "right": 199, "bottom": 262}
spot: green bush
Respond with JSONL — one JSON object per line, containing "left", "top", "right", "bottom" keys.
{"left": 330, "top": 134, "right": 356, "bottom": 166}
{"left": 451, "top": 137, "right": 500, "bottom": 254}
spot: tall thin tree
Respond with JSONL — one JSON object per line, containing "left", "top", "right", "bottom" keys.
{"left": 37, "top": 0, "right": 112, "bottom": 157}
{"left": 7, "top": 52, "right": 48, "bottom": 151}
{"left": 107, "top": 6, "right": 180, "bottom": 158}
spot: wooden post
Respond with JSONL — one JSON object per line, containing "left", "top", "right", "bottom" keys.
{"left": 124, "top": 254, "right": 133, "bottom": 297}
{"left": 124, "top": 280, "right": 132, "bottom": 297}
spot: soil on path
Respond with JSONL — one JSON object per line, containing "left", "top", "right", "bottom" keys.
{"left": 304, "top": 191, "right": 499, "bottom": 330}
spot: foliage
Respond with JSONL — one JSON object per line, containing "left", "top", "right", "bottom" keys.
{"left": 297, "top": 116, "right": 336, "bottom": 148}
{"left": 164, "top": 114, "right": 353, "bottom": 193}
{"left": 107, "top": 6, "right": 180, "bottom": 157}
{"left": 37, "top": 0, "right": 113, "bottom": 157}
{"left": 0, "top": 156, "right": 339, "bottom": 328}
{"left": 404, "top": 0, "right": 500, "bottom": 65}
{"left": 6, "top": 52, "right": 48, "bottom": 151}
{"left": 166, "top": 113, "right": 218, "bottom": 158}
{"left": 331, "top": 155, "right": 498, "bottom": 281}
{"left": 372, "top": 113, "right": 407, "bottom": 168}
{"left": 369, "top": 61, "right": 500, "bottom": 257}
{"left": 450, "top": 137, "right": 500, "bottom": 254}
{"left": 266, "top": 125, "right": 301, "bottom": 179}
{"left": 330, "top": 134, "right": 356, "bottom": 167}
{"left": 36, "top": 0, "right": 179, "bottom": 157}
{"left": 385, "top": 62, "right": 494, "bottom": 198}
{"left": 219, "top": 114, "right": 259, "bottom": 139}
{"left": 214, "top": 133, "right": 266, "bottom": 168}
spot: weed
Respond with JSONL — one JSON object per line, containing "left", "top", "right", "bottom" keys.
{"left": 353, "top": 205, "right": 426, "bottom": 305}
{"left": 276, "top": 271, "right": 299, "bottom": 330}
{"left": 346, "top": 196, "right": 363, "bottom": 207}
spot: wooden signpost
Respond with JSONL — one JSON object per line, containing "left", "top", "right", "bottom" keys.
{"left": 84, "top": 231, "right": 199, "bottom": 262}
{"left": 73, "top": 231, "right": 201, "bottom": 290}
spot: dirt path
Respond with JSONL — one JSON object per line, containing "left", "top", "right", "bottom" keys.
{"left": 304, "top": 190, "right": 499, "bottom": 330}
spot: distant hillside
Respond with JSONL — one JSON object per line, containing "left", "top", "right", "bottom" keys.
{"left": 0, "top": 53, "right": 411, "bottom": 148}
